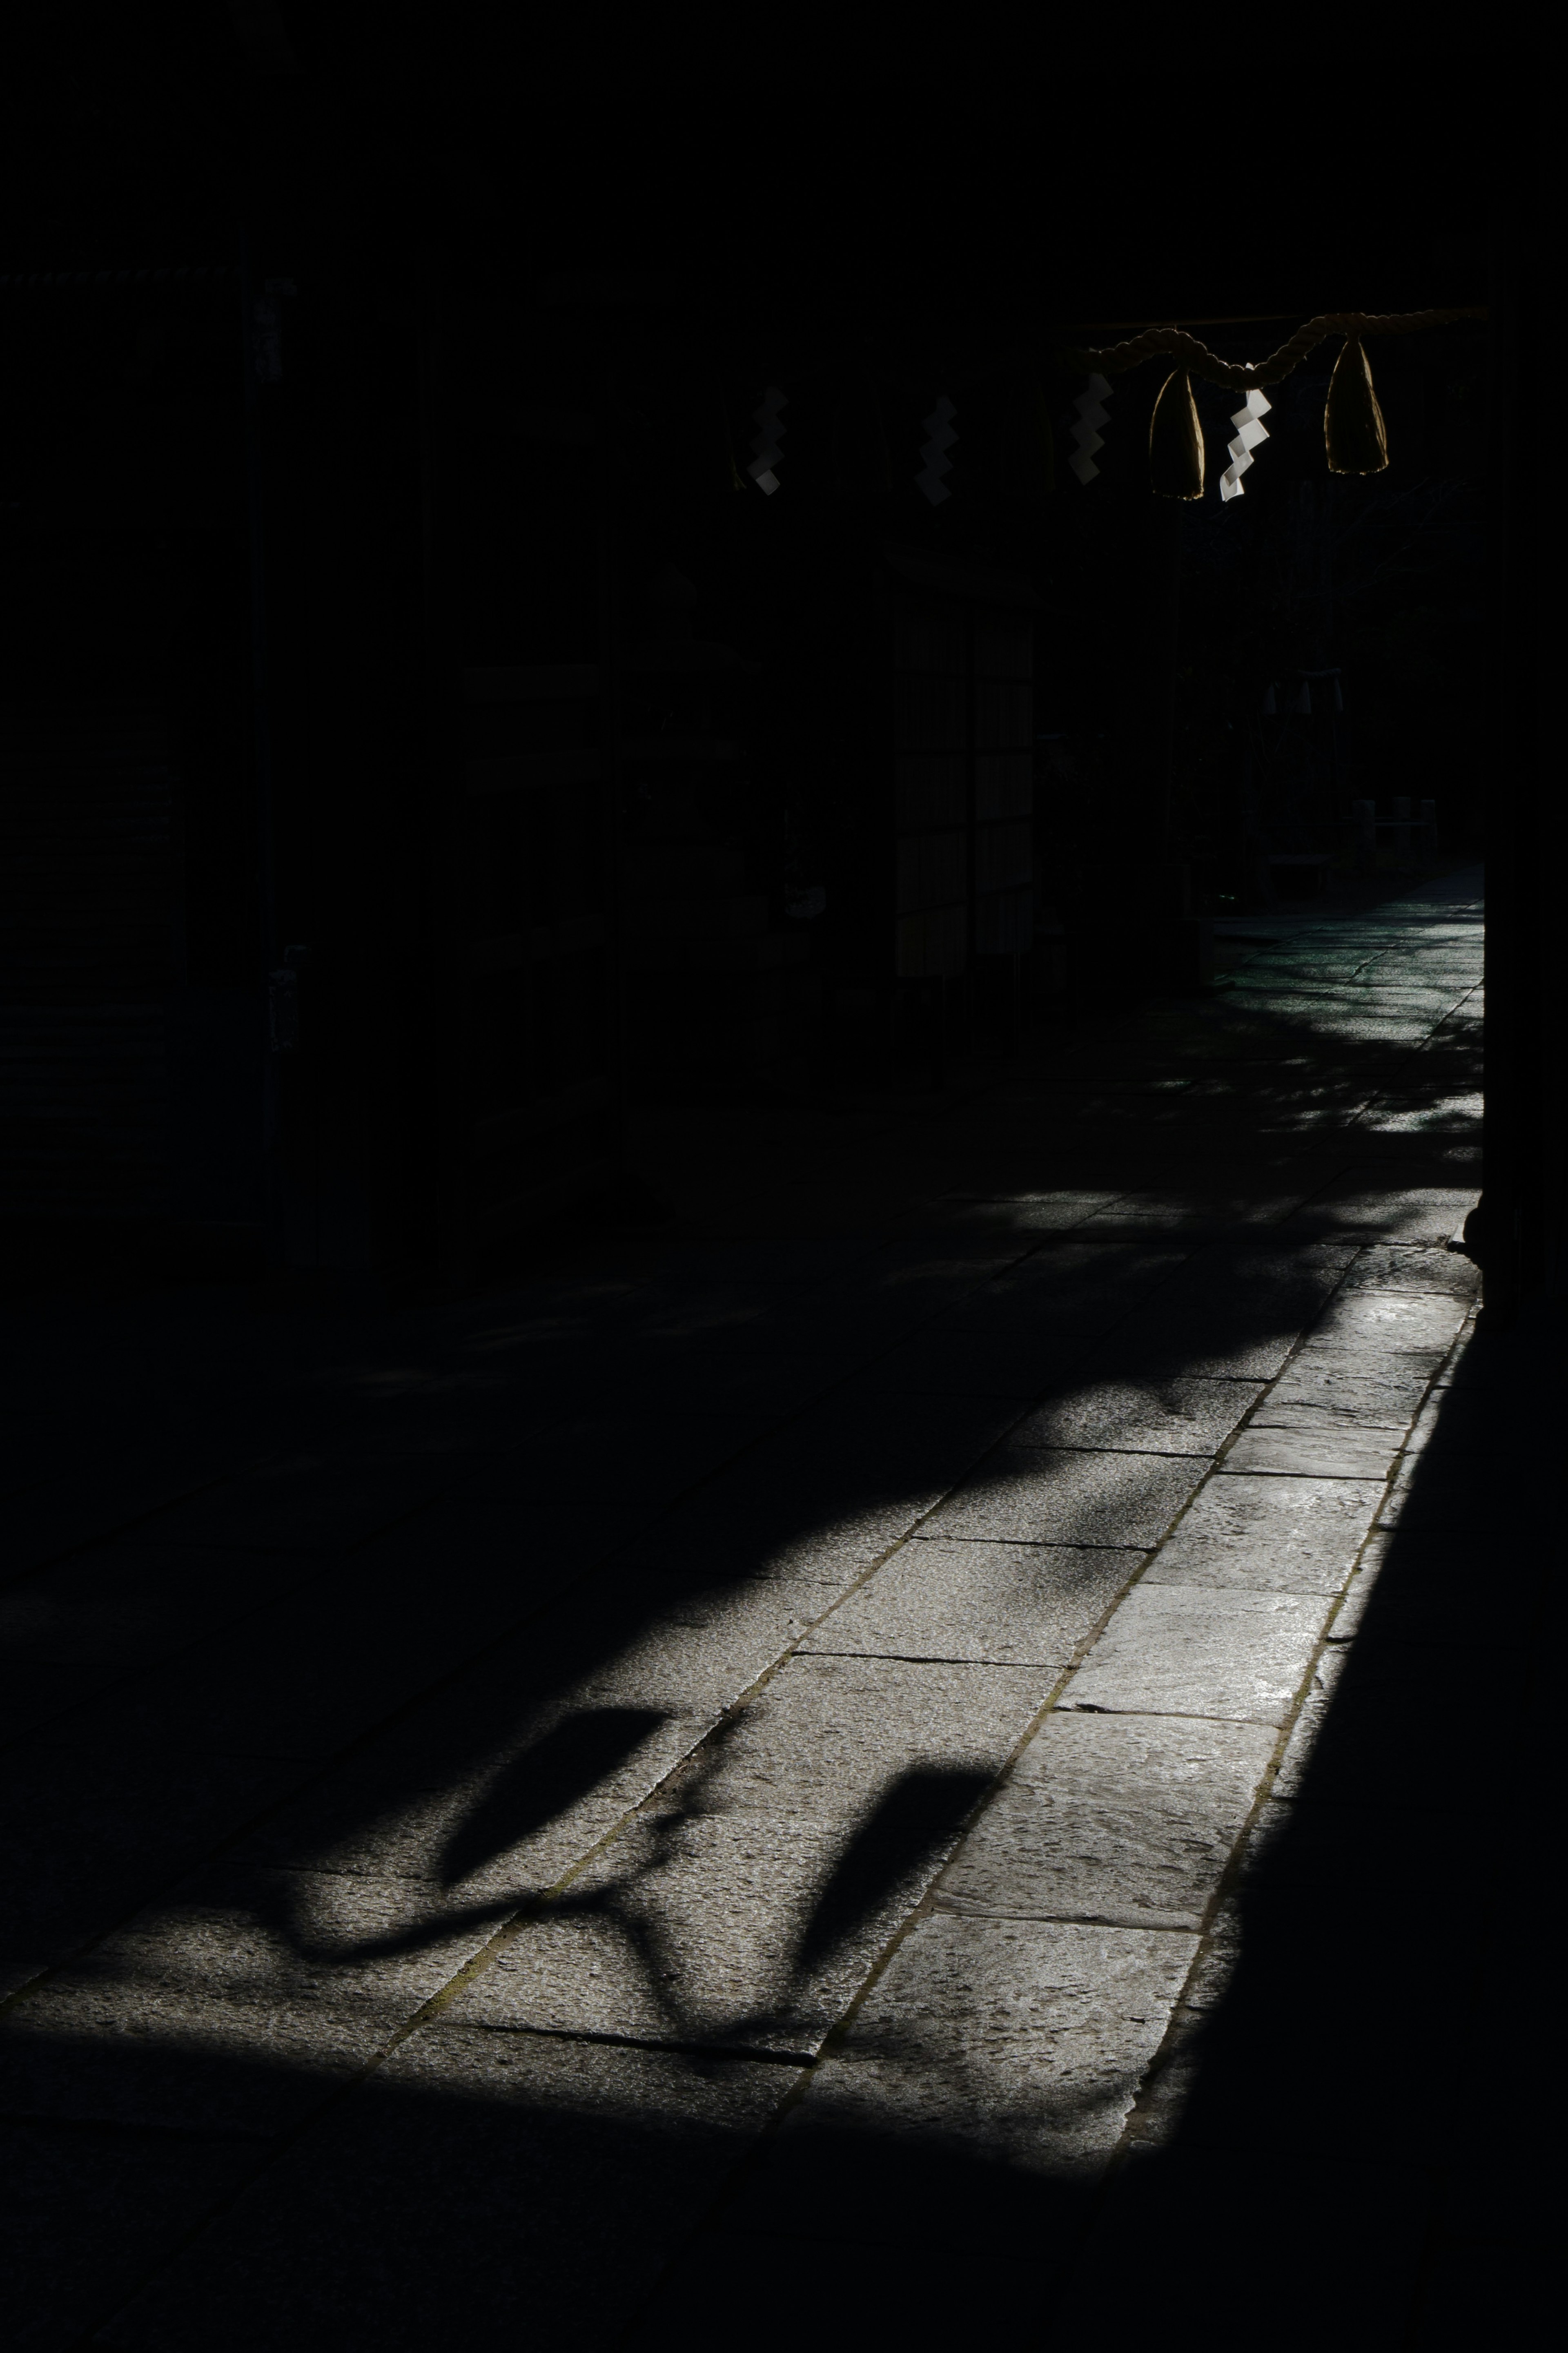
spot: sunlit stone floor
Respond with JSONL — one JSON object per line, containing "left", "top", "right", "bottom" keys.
{"left": 4, "top": 868, "right": 1541, "bottom": 2351}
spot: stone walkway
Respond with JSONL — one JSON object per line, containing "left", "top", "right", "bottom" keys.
{"left": 5, "top": 868, "right": 1539, "bottom": 2351}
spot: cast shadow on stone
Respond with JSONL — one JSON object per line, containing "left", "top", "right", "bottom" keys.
{"left": 0, "top": 916, "right": 1494, "bottom": 2349}
{"left": 271, "top": 1706, "right": 674, "bottom": 1966}
{"left": 458, "top": 1753, "right": 994, "bottom": 2056}
{"left": 791, "top": 1765, "right": 991, "bottom": 1973}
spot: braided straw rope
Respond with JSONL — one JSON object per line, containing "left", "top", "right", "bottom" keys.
{"left": 1060, "top": 308, "right": 1486, "bottom": 390}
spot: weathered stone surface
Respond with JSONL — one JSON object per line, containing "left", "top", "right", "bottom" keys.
{"left": 802, "top": 1538, "right": 1134, "bottom": 1667}
{"left": 943, "top": 1192, "right": 1122, "bottom": 1232}
{"left": 1272, "top": 1648, "right": 1348, "bottom": 1799}
{"left": 614, "top": 1491, "right": 947, "bottom": 1592}
{"left": 1353, "top": 1088, "right": 1485, "bottom": 1135}
{"left": 0, "top": 1869, "right": 496, "bottom": 2135}
{"left": 1147, "top": 1474, "right": 1385, "bottom": 1593}
{"left": 1007, "top": 1376, "right": 1262, "bottom": 1456}
{"left": 446, "top": 1804, "right": 940, "bottom": 2057}
{"left": 1282, "top": 1179, "right": 1479, "bottom": 1244}
{"left": 240, "top": 1682, "right": 713, "bottom": 1899}
{"left": 1219, "top": 1427, "right": 1402, "bottom": 1480}
{"left": 1337, "top": 1245, "right": 1481, "bottom": 1300}
{"left": 938, "top": 1712, "right": 1277, "bottom": 1929}
{"left": 1261, "top": 1348, "right": 1437, "bottom": 1430}
{"left": 1074, "top": 1191, "right": 1312, "bottom": 1236}
{"left": 676, "top": 1654, "right": 1047, "bottom": 1820}
{"left": 1311, "top": 1288, "right": 1473, "bottom": 1356}
{"left": 923, "top": 1449, "right": 1202, "bottom": 1548}
{"left": 1064, "top": 1584, "right": 1327, "bottom": 1723}
{"left": 762, "top": 1914, "right": 1195, "bottom": 2172}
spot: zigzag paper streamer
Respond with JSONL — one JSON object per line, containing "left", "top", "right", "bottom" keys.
{"left": 916, "top": 395, "right": 957, "bottom": 504}
{"left": 1067, "top": 373, "right": 1111, "bottom": 483}
{"left": 747, "top": 387, "right": 787, "bottom": 494}
{"left": 1219, "top": 387, "right": 1272, "bottom": 501}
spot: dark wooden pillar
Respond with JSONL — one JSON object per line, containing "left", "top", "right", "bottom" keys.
{"left": 1478, "top": 99, "right": 1557, "bottom": 1318}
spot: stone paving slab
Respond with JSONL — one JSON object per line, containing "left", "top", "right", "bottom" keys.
{"left": 1145, "top": 1474, "right": 1388, "bottom": 1593}
{"left": 1063, "top": 1583, "right": 1327, "bottom": 1722}
{"left": 1080, "top": 1248, "right": 1358, "bottom": 1381}
{"left": 938, "top": 1190, "right": 1123, "bottom": 1231}
{"left": 229, "top": 1589, "right": 770, "bottom": 1897}
{"left": 446, "top": 1799, "right": 955, "bottom": 2058}
{"left": 799, "top": 1537, "right": 1133, "bottom": 1667}
{"left": 1219, "top": 1426, "right": 1404, "bottom": 1479}
{"left": 921, "top": 1447, "right": 1204, "bottom": 1548}
{"left": 0, "top": 1867, "right": 495, "bottom": 2137}
{"left": 1353, "top": 1091, "right": 1486, "bottom": 1135}
{"left": 673, "top": 1654, "right": 1048, "bottom": 1821}
{"left": 1072, "top": 1189, "right": 1314, "bottom": 1234}
{"left": 737, "top": 1914, "right": 1197, "bottom": 2190}
{"left": 1279, "top": 1177, "right": 1479, "bottom": 1242}
{"left": 1261, "top": 1348, "right": 1441, "bottom": 1430}
{"left": 936, "top": 1712, "right": 1278, "bottom": 1930}
{"left": 1312, "top": 1287, "right": 1473, "bottom": 1354}
{"left": 1007, "top": 1375, "right": 1263, "bottom": 1455}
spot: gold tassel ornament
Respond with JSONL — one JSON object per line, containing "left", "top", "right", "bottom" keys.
{"left": 1149, "top": 368, "right": 1205, "bottom": 499}
{"left": 1325, "top": 335, "right": 1388, "bottom": 474}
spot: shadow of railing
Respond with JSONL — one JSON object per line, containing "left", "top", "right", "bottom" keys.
{"left": 0, "top": 888, "right": 1496, "bottom": 2349}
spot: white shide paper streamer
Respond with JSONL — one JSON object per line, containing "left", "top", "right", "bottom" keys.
{"left": 1068, "top": 373, "right": 1112, "bottom": 484}
{"left": 747, "top": 387, "right": 787, "bottom": 493}
{"left": 916, "top": 395, "right": 957, "bottom": 504}
{"left": 1219, "top": 387, "right": 1272, "bottom": 501}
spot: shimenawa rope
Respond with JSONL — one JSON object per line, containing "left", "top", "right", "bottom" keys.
{"left": 1059, "top": 308, "right": 1486, "bottom": 390}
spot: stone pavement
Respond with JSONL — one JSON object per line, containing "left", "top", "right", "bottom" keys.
{"left": 3, "top": 865, "right": 1546, "bottom": 2350}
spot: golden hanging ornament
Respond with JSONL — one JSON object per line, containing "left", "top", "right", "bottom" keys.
{"left": 1149, "top": 368, "right": 1205, "bottom": 499}
{"left": 1324, "top": 335, "right": 1389, "bottom": 475}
